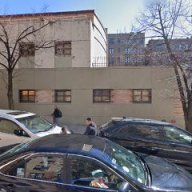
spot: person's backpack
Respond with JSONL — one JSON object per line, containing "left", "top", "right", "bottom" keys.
{"left": 58, "top": 109, "right": 62, "bottom": 118}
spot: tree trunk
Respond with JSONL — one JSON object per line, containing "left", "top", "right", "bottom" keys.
{"left": 164, "top": 41, "right": 190, "bottom": 131}
{"left": 7, "top": 70, "right": 14, "bottom": 109}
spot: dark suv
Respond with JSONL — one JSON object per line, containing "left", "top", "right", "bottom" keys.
{"left": 100, "top": 117, "right": 192, "bottom": 173}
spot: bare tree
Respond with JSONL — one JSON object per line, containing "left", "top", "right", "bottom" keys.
{"left": 0, "top": 15, "right": 53, "bottom": 109}
{"left": 136, "top": 0, "right": 192, "bottom": 131}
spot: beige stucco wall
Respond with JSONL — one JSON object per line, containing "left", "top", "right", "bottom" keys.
{"left": 15, "top": 18, "right": 91, "bottom": 68}
{"left": 0, "top": 13, "right": 107, "bottom": 69}
{"left": 0, "top": 66, "right": 184, "bottom": 127}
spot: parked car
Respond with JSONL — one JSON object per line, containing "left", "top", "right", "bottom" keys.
{"left": 0, "top": 109, "right": 62, "bottom": 147}
{"left": 0, "top": 143, "right": 18, "bottom": 154}
{"left": 0, "top": 134, "right": 192, "bottom": 192}
{"left": 99, "top": 117, "right": 192, "bottom": 173}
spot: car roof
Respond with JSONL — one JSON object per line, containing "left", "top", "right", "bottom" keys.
{"left": 0, "top": 109, "right": 35, "bottom": 119}
{"left": 28, "top": 134, "right": 107, "bottom": 151}
{"left": 24, "top": 134, "right": 111, "bottom": 160}
{"left": 110, "top": 117, "right": 172, "bottom": 125}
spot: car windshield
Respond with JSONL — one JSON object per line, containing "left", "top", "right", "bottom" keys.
{"left": 16, "top": 115, "right": 53, "bottom": 134}
{"left": 104, "top": 140, "right": 147, "bottom": 185}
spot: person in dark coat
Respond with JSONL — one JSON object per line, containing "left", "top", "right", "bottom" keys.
{"left": 84, "top": 117, "right": 97, "bottom": 135}
{"left": 52, "top": 107, "right": 62, "bottom": 126}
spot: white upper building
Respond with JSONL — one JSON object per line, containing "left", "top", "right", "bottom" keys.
{"left": 0, "top": 10, "right": 107, "bottom": 69}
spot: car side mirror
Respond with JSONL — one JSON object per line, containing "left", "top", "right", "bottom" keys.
{"left": 14, "top": 129, "right": 24, "bottom": 136}
{"left": 119, "top": 181, "right": 130, "bottom": 192}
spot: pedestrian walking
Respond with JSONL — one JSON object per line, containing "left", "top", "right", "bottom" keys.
{"left": 52, "top": 107, "right": 62, "bottom": 126}
{"left": 84, "top": 117, "right": 97, "bottom": 135}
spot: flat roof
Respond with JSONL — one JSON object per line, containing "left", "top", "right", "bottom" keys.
{"left": 0, "top": 10, "right": 95, "bottom": 19}
{"left": 0, "top": 9, "right": 107, "bottom": 36}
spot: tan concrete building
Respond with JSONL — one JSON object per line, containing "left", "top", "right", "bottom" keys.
{"left": 0, "top": 66, "right": 184, "bottom": 127}
{"left": 0, "top": 11, "right": 184, "bottom": 127}
{"left": 0, "top": 10, "right": 107, "bottom": 69}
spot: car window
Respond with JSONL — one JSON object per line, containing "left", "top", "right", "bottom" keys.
{"left": 115, "top": 123, "right": 162, "bottom": 140}
{"left": 16, "top": 115, "right": 53, "bottom": 134}
{"left": 5, "top": 155, "right": 65, "bottom": 183}
{"left": 163, "top": 126, "right": 192, "bottom": 144}
{"left": 0, "top": 118, "right": 28, "bottom": 137}
{"left": 69, "top": 156, "right": 124, "bottom": 190}
{"left": 0, "top": 119, "right": 20, "bottom": 134}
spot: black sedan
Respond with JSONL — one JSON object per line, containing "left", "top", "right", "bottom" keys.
{"left": 99, "top": 117, "right": 192, "bottom": 173}
{"left": 0, "top": 134, "right": 192, "bottom": 192}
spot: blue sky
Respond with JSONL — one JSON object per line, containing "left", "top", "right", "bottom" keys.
{"left": 0, "top": 0, "right": 150, "bottom": 33}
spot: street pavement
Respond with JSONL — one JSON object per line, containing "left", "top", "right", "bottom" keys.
{"left": 62, "top": 123, "right": 85, "bottom": 134}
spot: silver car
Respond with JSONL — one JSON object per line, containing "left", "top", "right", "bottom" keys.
{"left": 0, "top": 109, "right": 62, "bottom": 147}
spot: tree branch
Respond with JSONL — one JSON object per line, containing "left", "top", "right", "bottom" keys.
{"left": 0, "top": 62, "right": 8, "bottom": 70}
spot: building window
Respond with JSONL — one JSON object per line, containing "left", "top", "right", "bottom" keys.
{"left": 55, "top": 90, "right": 71, "bottom": 103}
{"left": 109, "top": 57, "right": 114, "bottom": 65}
{"left": 55, "top": 41, "right": 71, "bottom": 56}
{"left": 19, "top": 90, "right": 36, "bottom": 103}
{"left": 124, "top": 56, "right": 129, "bottom": 65}
{"left": 132, "top": 89, "right": 152, "bottom": 103}
{"left": 126, "top": 39, "right": 131, "bottom": 45}
{"left": 108, "top": 38, "right": 115, "bottom": 45}
{"left": 93, "top": 89, "right": 111, "bottom": 103}
{"left": 116, "top": 57, "right": 121, "bottom": 65}
{"left": 121, "top": 39, "right": 126, "bottom": 44}
{"left": 19, "top": 42, "right": 35, "bottom": 57}
{"left": 109, "top": 48, "right": 114, "bottom": 55}
{"left": 179, "top": 43, "right": 187, "bottom": 50}
{"left": 124, "top": 48, "right": 130, "bottom": 54}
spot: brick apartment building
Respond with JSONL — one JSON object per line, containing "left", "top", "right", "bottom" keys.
{"left": 108, "top": 32, "right": 145, "bottom": 66}
{"left": 146, "top": 38, "right": 192, "bottom": 66}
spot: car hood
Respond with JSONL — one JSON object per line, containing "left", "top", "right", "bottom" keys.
{"left": 140, "top": 154, "right": 192, "bottom": 191}
{"left": 36, "top": 125, "right": 62, "bottom": 137}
